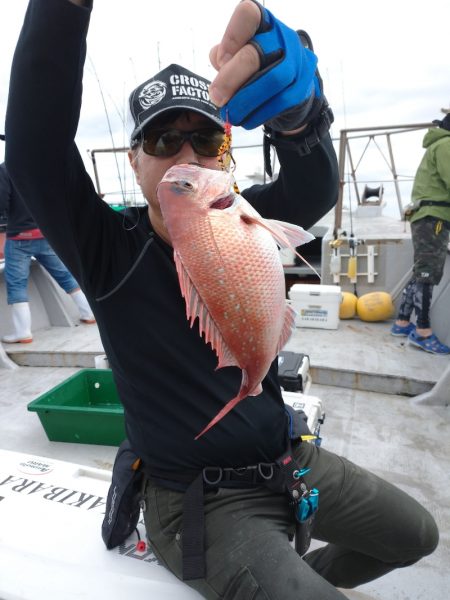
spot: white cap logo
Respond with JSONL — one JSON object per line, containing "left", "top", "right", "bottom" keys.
{"left": 138, "top": 80, "right": 167, "bottom": 110}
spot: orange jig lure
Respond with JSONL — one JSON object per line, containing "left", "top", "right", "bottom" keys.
{"left": 217, "top": 116, "right": 240, "bottom": 194}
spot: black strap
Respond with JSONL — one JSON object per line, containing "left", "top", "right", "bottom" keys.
{"left": 419, "top": 200, "right": 450, "bottom": 208}
{"left": 182, "top": 472, "right": 205, "bottom": 581}
{"left": 274, "top": 447, "right": 305, "bottom": 502}
{"left": 143, "top": 454, "right": 301, "bottom": 581}
{"left": 274, "top": 442, "right": 316, "bottom": 557}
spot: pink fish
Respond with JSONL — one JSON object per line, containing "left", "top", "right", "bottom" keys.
{"left": 157, "top": 164, "right": 314, "bottom": 439}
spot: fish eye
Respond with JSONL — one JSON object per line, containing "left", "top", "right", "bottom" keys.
{"left": 179, "top": 180, "right": 194, "bottom": 190}
{"left": 171, "top": 180, "right": 195, "bottom": 195}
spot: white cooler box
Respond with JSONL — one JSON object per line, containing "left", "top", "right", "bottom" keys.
{"left": 289, "top": 284, "right": 341, "bottom": 330}
{"left": 282, "top": 391, "right": 325, "bottom": 443}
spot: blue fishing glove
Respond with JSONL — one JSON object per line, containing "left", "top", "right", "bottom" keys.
{"left": 221, "top": 1, "right": 321, "bottom": 131}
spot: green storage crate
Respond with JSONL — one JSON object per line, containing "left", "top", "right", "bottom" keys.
{"left": 27, "top": 369, "right": 126, "bottom": 446}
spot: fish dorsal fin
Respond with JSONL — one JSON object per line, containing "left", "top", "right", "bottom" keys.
{"left": 276, "top": 302, "right": 297, "bottom": 355}
{"left": 174, "top": 251, "right": 236, "bottom": 369}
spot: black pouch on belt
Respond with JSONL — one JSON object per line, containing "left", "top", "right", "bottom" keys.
{"left": 284, "top": 403, "right": 312, "bottom": 439}
{"left": 101, "top": 439, "right": 144, "bottom": 549}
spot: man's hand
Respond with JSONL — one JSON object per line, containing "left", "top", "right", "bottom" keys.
{"left": 209, "top": 0, "right": 261, "bottom": 107}
{"left": 208, "top": 1, "right": 322, "bottom": 132}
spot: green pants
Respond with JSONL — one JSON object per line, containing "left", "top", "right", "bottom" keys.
{"left": 142, "top": 443, "right": 438, "bottom": 599}
{"left": 411, "top": 216, "right": 450, "bottom": 285}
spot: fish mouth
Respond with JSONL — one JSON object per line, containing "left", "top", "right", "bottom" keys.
{"left": 209, "top": 193, "right": 235, "bottom": 210}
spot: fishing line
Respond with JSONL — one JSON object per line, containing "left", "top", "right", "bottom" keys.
{"left": 346, "top": 170, "right": 358, "bottom": 295}
{"left": 103, "top": 88, "right": 142, "bottom": 228}
{"left": 88, "top": 55, "right": 125, "bottom": 201}
{"left": 88, "top": 55, "right": 141, "bottom": 230}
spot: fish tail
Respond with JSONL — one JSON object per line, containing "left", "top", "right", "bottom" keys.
{"left": 195, "top": 391, "right": 247, "bottom": 440}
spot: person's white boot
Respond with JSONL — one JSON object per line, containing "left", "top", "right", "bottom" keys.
{"left": 2, "top": 302, "right": 33, "bottom": 343}
{"left": 70, "top": 289, "right": 96, "bottom": 324}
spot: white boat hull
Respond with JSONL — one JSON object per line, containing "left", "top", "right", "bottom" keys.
{"left": 0, "top": 449, "right": 200, "bottom": 599}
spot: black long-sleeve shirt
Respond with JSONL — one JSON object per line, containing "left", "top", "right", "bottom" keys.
{"left": 6, "top": 0, "right": 338, "bottom": 473}
{"left": 0, "top": 162, "right": 39, "bottom": 235}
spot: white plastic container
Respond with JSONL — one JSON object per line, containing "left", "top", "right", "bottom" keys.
{"left": 282, "top": 391, "right": 325, "bottom": 440}
{"left": 279, "top": 247, "right": 296, "bottom": 266}
{"left": 288, "top": 284, "right": 341, "bottom": 330}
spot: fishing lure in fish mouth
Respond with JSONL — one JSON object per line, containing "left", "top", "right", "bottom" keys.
{"left": 217, "top": 112, "right": 240, "bottom": 194}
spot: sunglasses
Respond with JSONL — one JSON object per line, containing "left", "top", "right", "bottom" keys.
{"left": 139, "top": 128, "right": 226, "bottom": 158}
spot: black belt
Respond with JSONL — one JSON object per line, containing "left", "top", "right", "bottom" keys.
{"left": 143, "top": 461, "right": 282, "bottom": 581}
{"left": 202, "top": 463, "right": 276, "bottom": 486}
{"left": 419, "top": 200, "right": 450, "bottom": 208}
{"left": 142, "top": 461, "right": 279, "bottom": 491}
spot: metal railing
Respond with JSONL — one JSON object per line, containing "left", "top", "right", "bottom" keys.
{"left": 87, "top": 123, "right": 435, "bottom": 229}
{"left": 333, "top": 122, "right": 434, "bottom": 231}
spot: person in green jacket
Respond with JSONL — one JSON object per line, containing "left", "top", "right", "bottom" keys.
{"left": 391, "top": 110, "right": 450, "bottom": 354}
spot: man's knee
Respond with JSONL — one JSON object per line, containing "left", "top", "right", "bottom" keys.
{"left": 413, "top": 508, "right": 439, "bottom": 559}
{"left": 394, "top": 505, "right": 439, "bottom": 566}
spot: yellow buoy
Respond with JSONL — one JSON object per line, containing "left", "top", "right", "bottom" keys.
{"left": 356, "top": 291, "right": 394, "bottom": 322}
{"left": 339, "top": 292, "right": 358, "bottom": 319}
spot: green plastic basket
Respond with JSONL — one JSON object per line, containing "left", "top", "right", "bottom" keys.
{"left": 27, "top": 369, "right": 125, "bottom": 446}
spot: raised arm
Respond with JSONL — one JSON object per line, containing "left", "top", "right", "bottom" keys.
{"left": 4, "top": 0, "right": 125, "bottom": 292}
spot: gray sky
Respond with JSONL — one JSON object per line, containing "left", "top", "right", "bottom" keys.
{"left": 0, "top": 0, "right": 449, "bottom": 207}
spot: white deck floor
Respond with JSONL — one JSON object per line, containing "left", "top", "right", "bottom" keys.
{"left": 1, "top": 319, "right": 449, "bottom": 599}
{"left": 3, "top": 317, "right": 446, "bottom": 393}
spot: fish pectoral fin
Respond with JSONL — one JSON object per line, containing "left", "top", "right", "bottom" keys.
{"left": 267, "top": 220, "right": 322, "bottom": 279}
{"left": 240, "top": 214, "right": 320, "bottom": 278}
{"left": 265, "top": 219, "right": 321, "bottom": 279}
{"left": 240, "top": 213, "right": 314, "bottom": 248}
{"left": 265, "top": 218, "right": 315, "bottom": 249}
{"left": 276, "top": 303, "right": 297, "bottom": 355}
{"left": 174, "top": 251, "right": 237, "bottom": 370}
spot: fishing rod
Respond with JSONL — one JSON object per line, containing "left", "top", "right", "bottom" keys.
{"left": 87, "top": 55, "right": 126, "bottom": 203}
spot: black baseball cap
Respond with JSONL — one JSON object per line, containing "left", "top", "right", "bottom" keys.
{"left": 440, "top": 114, "right": 450, "bottom": 131}
{"left": 128, "top": 64, "right": 223, "bottom": 144}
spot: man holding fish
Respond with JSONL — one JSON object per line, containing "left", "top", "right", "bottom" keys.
{"left": 5, "top": 0, "right": 438, "bottom": 598}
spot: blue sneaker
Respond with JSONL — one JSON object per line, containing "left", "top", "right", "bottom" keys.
{"left": 408, "top": 331, "right": 450, "bottom": 355}
{"left": 390, "top": 322, "right": 415, "bottom": 337}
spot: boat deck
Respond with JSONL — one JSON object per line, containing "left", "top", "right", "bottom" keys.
{"left": 1, "top": 320, "right": 449, "bottom": 599}
{"left": 3, "top": 317, "right": 446, "bottom": 394}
